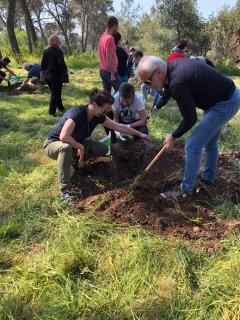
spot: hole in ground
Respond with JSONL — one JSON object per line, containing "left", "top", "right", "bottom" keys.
{"left": 73, "top": 142, "right": 240, "bottom": 241}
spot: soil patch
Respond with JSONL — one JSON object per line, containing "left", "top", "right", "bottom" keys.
{"left": 74, "top": 141, "right": 240, "bottom": 241}
{"left": 0, "top": 82, "right": 37, "bottom": 95}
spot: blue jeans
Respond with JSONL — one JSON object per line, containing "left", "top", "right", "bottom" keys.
{"left": 141, "top": 83, "right": 162, "bottom": 106}
{"left": 182, "top": 88, "right": 240, "bottom": 192}
{"left": 100, "top": 70, "right": 122, "bottom": 93}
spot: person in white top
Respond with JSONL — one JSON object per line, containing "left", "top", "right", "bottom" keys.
{"left": 105, "top": 83, "right": 148, "bottom": 142}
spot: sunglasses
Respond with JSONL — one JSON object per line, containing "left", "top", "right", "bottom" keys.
{"left": 143, "top": 69, "right": 157, "bottom": 85}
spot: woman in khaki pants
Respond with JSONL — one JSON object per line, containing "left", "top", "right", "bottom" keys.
{"left": 43, "top": 88, "right": 150, "bottom": 206}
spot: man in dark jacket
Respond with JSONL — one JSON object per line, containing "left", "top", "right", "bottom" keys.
{"left": 41, "top": 34, "right": 68, "bottom": 116}
{"left": 136, "top": 56, "right": 240, "bottom": 201}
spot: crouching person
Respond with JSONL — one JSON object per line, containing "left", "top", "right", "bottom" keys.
{"left": 43, "top": 88, "right": 150, "bottom": 206}
{"left": 17, "top": 62, "right": 46, "bottom": 90}
{"left": 0, "top": 57, "right": 16, "bottom": 85}
{"left": 106, "top": 83, "right": 148, "bottom": 142}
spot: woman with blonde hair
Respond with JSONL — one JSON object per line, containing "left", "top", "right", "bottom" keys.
{"left": 41, "top": 34, "right": 68, "bottom": 116}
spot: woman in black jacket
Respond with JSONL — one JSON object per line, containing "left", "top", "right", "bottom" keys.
{"left": 41, "top": 34, "right": 68, "bottom": 116}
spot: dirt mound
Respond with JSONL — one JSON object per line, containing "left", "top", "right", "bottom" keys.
{"left": 71, "top": 140, "right": 148, "bottom": 198}
{"left": 0, "top": 82, "right": 37, "bottom": 95}
{"left": 74, "top": 142, "right": 240, "bottom": 241}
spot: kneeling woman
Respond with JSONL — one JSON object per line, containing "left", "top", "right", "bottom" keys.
{"left": 43, "top": 89, "right": 150, "bottom": 204}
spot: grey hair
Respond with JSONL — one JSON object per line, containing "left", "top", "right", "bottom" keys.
{"left": 22, "top": 62, "right": 32, "bottom": 71}
{"left": 135, "top": 55, "right": 167, "bottom": 79}
{"left": 48, "top": 34, "right": 61, "bottom": 47}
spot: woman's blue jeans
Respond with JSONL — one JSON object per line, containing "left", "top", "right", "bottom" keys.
{"left": 181, "top": 88, "right": 240, "bottom": 192}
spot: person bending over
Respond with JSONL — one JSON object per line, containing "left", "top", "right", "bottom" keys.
{"left": 136, "top": 55, "right": 240, "bottom": 201}
{"left": 0, "top": 57, "right": 16, "bottom": 85}
{"left": 17, "top": 62, "right": 46, "bottom": 90}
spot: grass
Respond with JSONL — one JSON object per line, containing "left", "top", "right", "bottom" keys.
{"left": 0, "top": 56, "right": 240, "bottom": 319}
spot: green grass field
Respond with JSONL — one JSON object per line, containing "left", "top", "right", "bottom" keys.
{"left": 0, "top": 59, "right": 240, "bottom": 319}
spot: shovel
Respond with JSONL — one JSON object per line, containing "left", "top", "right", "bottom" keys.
{"left": 131, "top": 144, "right": 167, "bottom": 189}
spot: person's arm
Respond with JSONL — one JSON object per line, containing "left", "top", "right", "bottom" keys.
{"left": 130, "top": 95, "right": 147, "bottom": 128}
{"left": 106, "top": 53, "right": 115, "bottom": 80}
{"left": 164, "top": 85, "right": 197, "bottom": 149}
{"left": 103, "top": 117, "right": 151, "bottom": 143}
{"left": 106, "top": 38, "right": 116, "bottom": 80}
{"left": 5, "top": 66, "right": 16, "bottom": 76}
{"left": 59, "top": 119, "right": 84, "bottom": 163}
{"left": 171, "top": 85, "right": 197, "bottom": 138}
{"left": 123, "top": 45, "right": 129, "bottom": 55}
{"left": 129, "top": 110, "right": 147, "bottom": 128}
{"left": 155, "top": 90, "right": 171, "bottom": 109}
{"left": 17, "top": 78, "right": 29, "bottom": 90}
{"left": 113, "top": 110, "right": 119, "bottom": 122}
{"left": 40, "top": 50, "right": 47, "bottom": 81}
{"left": 40, "top": 50, "right": 47, "bottom": 73}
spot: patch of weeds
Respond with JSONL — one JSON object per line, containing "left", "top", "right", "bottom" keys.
{"left": 234, "top": 158, "right": 240, "bottom": 184}
{"left": 60, "top": 252, "right": 96, "bottom": 280}
{"left": 0, "top": 291, "right": 35, "bottom": 320}
{"left": 0, "top": 221, "right": 22, "bottom": 240}
{"left": 0, "top": 254, "right": 13, "bottom": 274}
{"left": 189, "top": 216, "right": 203, "bottom": 225}
{"left": 174, "top": 243, "right": 199, "bottom": 291}
{"left": 213, "top": 196, "right": 240, "bottom": 220}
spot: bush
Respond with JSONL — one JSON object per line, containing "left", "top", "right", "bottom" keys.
{"left": 215, "top": 62, "right": 240, "bottom": 76}
{"left": 65, "top": 52, "right": 99, "bottom": 69}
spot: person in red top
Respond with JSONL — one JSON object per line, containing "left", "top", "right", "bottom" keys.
{"left": 166, "top": 39, "right": 189, "bottom": 63}
{"left": 98, "top": 16, "right": 122, "bottom": 93}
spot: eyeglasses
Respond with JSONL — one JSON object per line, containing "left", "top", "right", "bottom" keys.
{"left": 143, "top": 69, "right": 156, "bottom": 85}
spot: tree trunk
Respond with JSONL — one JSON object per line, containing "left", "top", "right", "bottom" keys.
{"left": 60, "top": 26, "right": 72, "bottom": 54}
{"left": 20, "top": 0, "right": 37, "bottom": 48}
{"left": 81, "top": 21, "right": 85, "bottom": 52}
{"left": 34, "top": 10, "right": 47, "bottom": 45}
{"left": 25, "top": 19, "right": 33, "bottom": 53}
{"left": 6, "top": 0, "right": 20, "bottom": 56}
{"left": 83, "top": 16, "right": 89, "bottom": 52}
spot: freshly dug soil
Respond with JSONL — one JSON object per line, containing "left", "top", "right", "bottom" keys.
{"left": 73, "top": 141, "right": 240, "bottom": 240}
{"left": 0, "top": 82, "right": 37, "bottom": 95}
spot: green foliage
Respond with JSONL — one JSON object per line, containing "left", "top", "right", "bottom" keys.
{"left": 213, "top": 197, "right": 240, "bottom": 220}
{"left": 137, "top": 0, "right": 209, "bottom": 55}
{"left": 207, "top": 5, "right": 240, "bottom": 62}
{"left": 0, "top": 28, "right": 46, "bottom": 57}
{"left": 2, "top": 51, "right": 99, "bottom": 70}
{"left": 117, "top": 0, "right": 142, "bottom": 45}
{"left": 65, "top": 52, "right": 99, "bottom": 69}
{"left": 216, "top": 62, "right": 240, "bottom": 76}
